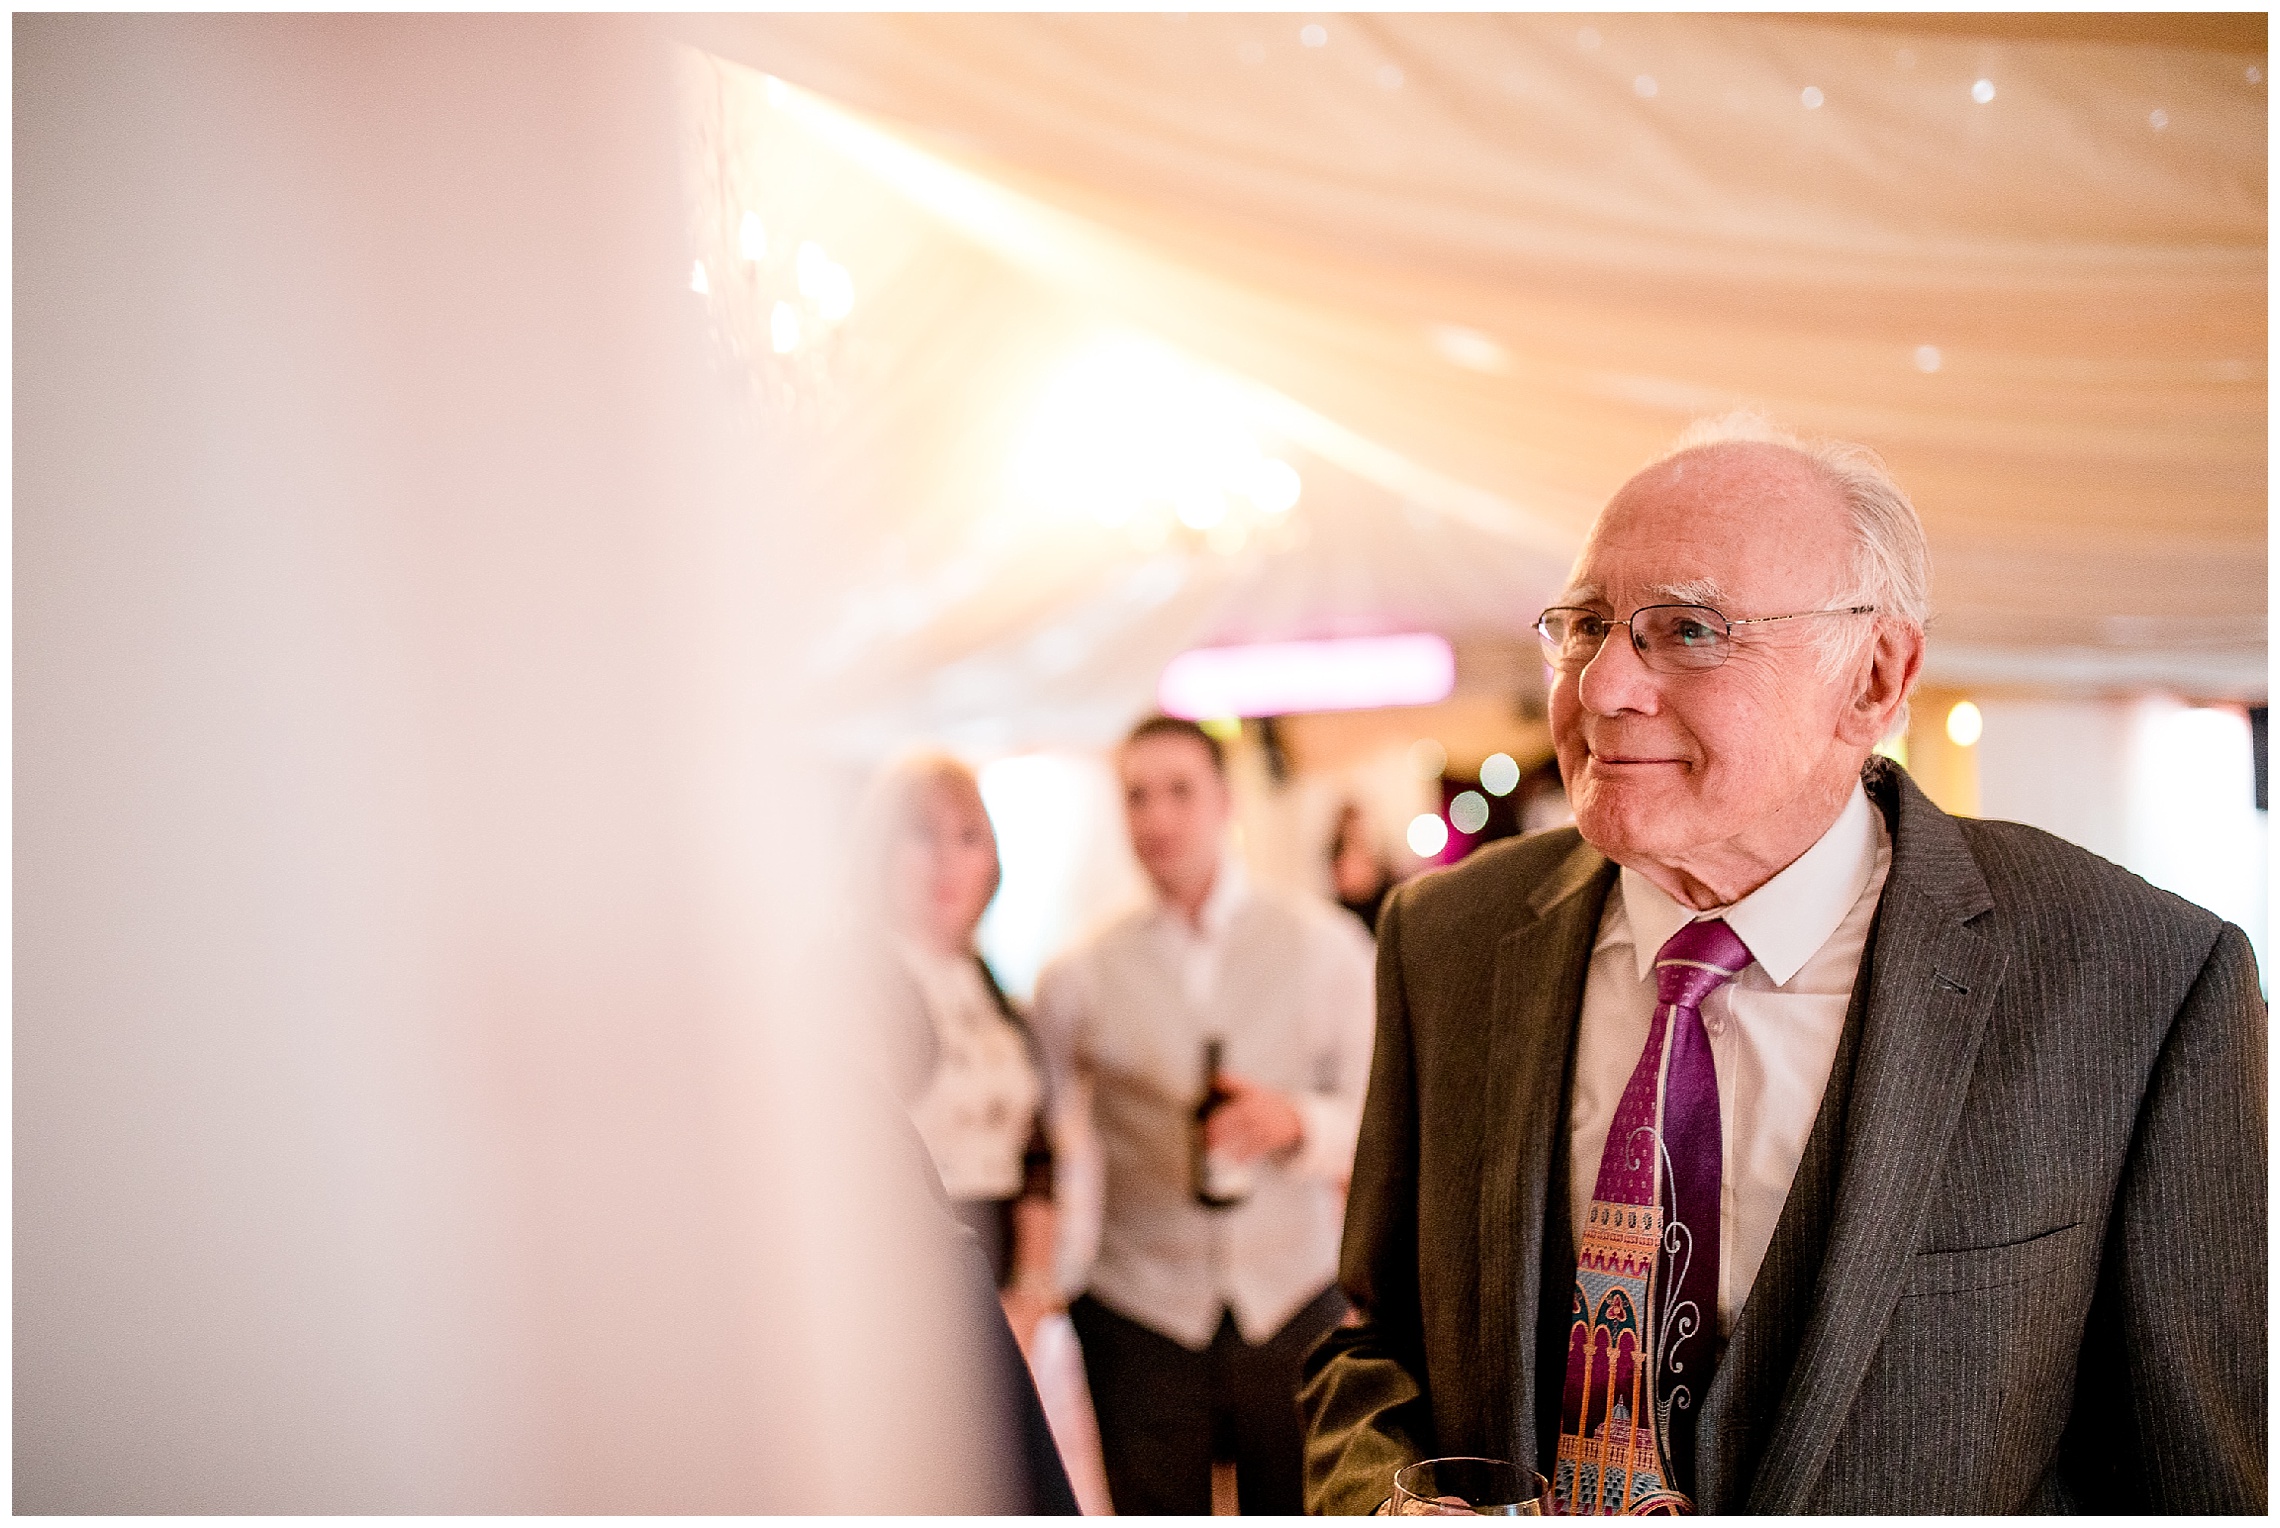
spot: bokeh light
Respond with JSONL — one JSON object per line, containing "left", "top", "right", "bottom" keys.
{"left": 1175, "top": 487, "right": 1227, "bottom": 530}
{"left": 1160, "top": 635, "right": 1454, "bottom": 719}
{"left": 1450, "top": 790, "right": 1490, "bottom": 835}
{"left": 1008, "top": 335, "right": 1304, "bottom": 540}
{"left": 1407, "top": 812, "right": 1449, "bottom": 857}
{"left": 796, "top": 240, "right": 856, "bottom": 321}
{"left": 1480, "top": 752, "right": 1520, "bottom": 796}
{"left": 1947, "top": 699, "right": 1984, "bottom": 747}
{"left": 1242, "top": 456, "right": 1303, "bottom": 515}
{"left": 1428, "top": 324, "right": 1509, "bottom": 374}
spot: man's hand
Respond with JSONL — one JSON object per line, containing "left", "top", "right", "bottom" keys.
{"left": 1204, "top": 1070, "right": 1305, "bottom": 1163}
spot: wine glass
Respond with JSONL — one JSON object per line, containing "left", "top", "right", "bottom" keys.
{"left": 1390, "top": 1457, "right": 1548, "bottom": 1516}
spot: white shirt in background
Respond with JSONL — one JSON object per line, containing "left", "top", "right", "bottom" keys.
{"left": 1568, "top": 782, "right": 1891, "bottom": 1337}
{"left": 1032, "top": 861, "right": 1377, "bottom": 1350}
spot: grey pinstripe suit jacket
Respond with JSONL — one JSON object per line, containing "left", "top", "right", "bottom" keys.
{"left": 1300, "top": 759, "right": 2265, "bottom": 1513}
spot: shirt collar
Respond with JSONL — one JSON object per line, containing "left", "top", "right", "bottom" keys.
{"left": 1619, "top": 782, "right": 1879, "bottom": 988}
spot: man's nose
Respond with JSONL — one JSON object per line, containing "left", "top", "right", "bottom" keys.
{"left": 1573, "top": 622, "right": 1663, "bottom": 716}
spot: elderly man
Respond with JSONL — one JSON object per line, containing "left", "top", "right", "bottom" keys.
{"left": 1300, "top": 417, "right": 2265, "bottom": 1514}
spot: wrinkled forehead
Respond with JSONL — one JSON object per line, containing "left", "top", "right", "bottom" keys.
{"left": 1561, "top": 444, "right": 1852, "bottom": 609}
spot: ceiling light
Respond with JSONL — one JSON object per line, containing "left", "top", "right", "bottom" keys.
{"left": 1158, "top": 634, "right": 1457, "bottom": 719}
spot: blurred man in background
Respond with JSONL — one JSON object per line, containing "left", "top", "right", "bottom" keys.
{"left": 1033, "top": 716, "right": 1375, "bottom": 1514}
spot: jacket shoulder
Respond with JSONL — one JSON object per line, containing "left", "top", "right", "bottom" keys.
{"left": 1955, "top": 814, "right": 2229, "bottom": 960}
{"left": 1387, "top": 826, "right": 1603, "bottom": 946}
{"left": 1874, "top": 755, "right": 2237, "bottom": 976}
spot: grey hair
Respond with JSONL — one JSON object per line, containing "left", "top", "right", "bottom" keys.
{"left": 1652, "top": 412, "right": 1931, "bottom": 687}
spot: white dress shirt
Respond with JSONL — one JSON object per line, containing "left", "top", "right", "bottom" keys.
{"left": 1032, "top": 860, "right": 1377, "bottom": 1349}
{"left": 1568, "top": 783, "right": 1891, "bottom": 1337}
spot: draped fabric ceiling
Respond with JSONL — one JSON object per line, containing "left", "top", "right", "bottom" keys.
{"left": 677, "top": 12, "right": 2266, "bottom": 758}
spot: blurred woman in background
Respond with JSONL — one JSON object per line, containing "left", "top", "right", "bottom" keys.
{"left": 870, "top": 753, "right": 1062, "bottom": 1351}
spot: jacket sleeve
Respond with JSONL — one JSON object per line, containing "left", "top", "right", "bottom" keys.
{"left": 2079, "top": 920, "right": 2266, "bottom": 1511}
{"left": 1300, "top": 885, "right": 1437, "bottom": 1513}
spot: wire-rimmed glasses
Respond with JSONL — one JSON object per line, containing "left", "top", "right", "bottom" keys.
{"left": 1533, "top": 602, "right": 1875, "bottom": 674}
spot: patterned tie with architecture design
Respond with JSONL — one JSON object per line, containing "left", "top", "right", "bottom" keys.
{"left": 1552, "top": 917, "right": 1751, "bottom": 1515}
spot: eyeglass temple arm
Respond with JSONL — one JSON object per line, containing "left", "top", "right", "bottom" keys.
{"left": 1725, "top": 605, "right": 1876, "bottom": 629}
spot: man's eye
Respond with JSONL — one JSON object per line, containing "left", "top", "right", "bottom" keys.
{"left": 1571, "top": 615, "right": 1609, "bottom": 639}
{"left": 1673, "top": 620, "right": 1717, "bottom": 645}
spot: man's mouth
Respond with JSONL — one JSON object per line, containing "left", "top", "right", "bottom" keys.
{"left": 1587, "top": 751, "right": 1688, "bottom": 769}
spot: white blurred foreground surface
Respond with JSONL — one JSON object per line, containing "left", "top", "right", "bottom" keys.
{"left": 17, "top": 16, "right": 1028, "bottom": 1512}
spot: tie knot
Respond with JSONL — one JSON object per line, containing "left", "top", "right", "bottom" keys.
{"left": 1654, "top": 917, "right": 1752, "bottom": 1012}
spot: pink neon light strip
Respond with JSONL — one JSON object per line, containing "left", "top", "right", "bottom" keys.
{"left": 1157, "top": 633, "right": 1455, "bottom": 718}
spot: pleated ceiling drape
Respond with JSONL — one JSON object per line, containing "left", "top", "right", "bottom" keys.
{"left": 678, "top": 12, "right": 2265, "bottom": 753}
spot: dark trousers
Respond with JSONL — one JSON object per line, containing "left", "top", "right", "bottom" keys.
{"left": 1071, "top": 1285, "right": 1346, "bottom": 1516}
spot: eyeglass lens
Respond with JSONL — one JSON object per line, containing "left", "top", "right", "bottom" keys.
{"left": 1538, "top": 605, "right": 1731, "bottom": 673}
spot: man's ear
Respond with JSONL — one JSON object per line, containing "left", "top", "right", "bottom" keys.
{"left": 1837, "top": 619, "right": 1925, "bottom": 748}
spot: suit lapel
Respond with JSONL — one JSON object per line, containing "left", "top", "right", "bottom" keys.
{"left": 1746, "top": 762, "right": 2012, "bottom": 1511}
{"left": 1693, "top": 934, "right": 1871, "bottom": 1510}
{"left": 1474, "top": 839, "right": 1614, "bottom": 1468}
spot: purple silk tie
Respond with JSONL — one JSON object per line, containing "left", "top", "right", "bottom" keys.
{"left": 1553, "top": 917, "right": 1751, "bottom": 1515}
